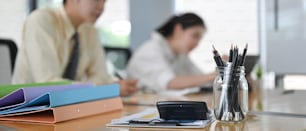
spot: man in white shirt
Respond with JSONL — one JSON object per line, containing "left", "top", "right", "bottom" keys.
{"left": 13, "top": 0, "right": 137, "bottom": 96}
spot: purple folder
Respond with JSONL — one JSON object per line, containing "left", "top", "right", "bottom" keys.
{"left": 0, "top": 83, "right": 94, "bottom": 110}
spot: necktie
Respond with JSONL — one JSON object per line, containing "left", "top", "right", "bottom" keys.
{"left": 63, "top": 32, "right": 79, "bottom": 80}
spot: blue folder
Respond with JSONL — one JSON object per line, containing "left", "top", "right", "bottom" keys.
{"left": 0, "top": 84, "right": 120, "bottom": 115}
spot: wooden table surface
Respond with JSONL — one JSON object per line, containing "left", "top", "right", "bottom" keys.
{"left": 1, "top": 83, "right": 306, "bottom": 131}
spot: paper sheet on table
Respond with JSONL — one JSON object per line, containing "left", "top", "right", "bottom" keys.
{"left": 107, "top": 108, "right": 213, "bottom": 129}
{"left": 158, "top": 87, "right": 201, "bottom": 97}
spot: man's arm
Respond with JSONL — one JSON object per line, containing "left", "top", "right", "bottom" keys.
{"left": 86, "top": 28, "right": 137, "bottom": 96}
{"left": 86, "top": 27, "right": 113, "bottom": 85}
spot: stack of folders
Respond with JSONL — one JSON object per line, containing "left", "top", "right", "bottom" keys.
{"left": 0, "top": 81, "right": 123, "bottom": 123}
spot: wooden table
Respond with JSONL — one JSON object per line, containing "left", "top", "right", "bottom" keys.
{"left": 1, "top": 85, "right": 306, "bottom": 131}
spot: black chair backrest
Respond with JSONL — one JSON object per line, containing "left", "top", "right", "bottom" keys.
{"left": 103, "top": 47, "right": 131, "bottom": 70}
{"left": 0, "top": 39, "right": 18, "bottom": 73}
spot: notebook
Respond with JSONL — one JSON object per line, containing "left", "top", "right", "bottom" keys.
{"left": 0, "top": 105, "right": 123, "bottom": 131}
{"left": 0, "top": 81, "right": 71, "bottom": 98}
{"left": 0, "top": 84, "right": 120, "bottom": 115}
{"left": 0, "top": 83, "right": 94, "bottom": 110}
{"left": 0, "top": 97, "right": 123, "bottom": 123}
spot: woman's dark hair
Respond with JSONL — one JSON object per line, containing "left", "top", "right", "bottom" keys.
{"left": 157, "top": 13, "right": 206, "bottom": 38}
{"left": 63, "top": 0, "right": 67, "bottom": 5}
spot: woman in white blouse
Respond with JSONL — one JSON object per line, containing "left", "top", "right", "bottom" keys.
{"left": 127, "top": 13, "right": 216, "bottom": 92}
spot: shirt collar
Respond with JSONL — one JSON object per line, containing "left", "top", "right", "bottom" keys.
{"left": 58, "top": 6, "right": 75, "bottom": 39}
{"left": 152, "top": 32, "right": 176, "bottom": 61}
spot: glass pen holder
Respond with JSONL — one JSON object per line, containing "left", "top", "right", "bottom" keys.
{"left": 213, "top": 65, "right": 248, "bottom": 122}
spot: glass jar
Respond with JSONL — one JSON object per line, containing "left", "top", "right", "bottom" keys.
{"left": 213, "top": 65, "right": 248, "bottom": 122}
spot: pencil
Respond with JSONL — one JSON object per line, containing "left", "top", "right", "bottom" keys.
{"left": 229, "top": 44, "right": 233, "bottom": 62}
{"left": 212, "top": 45, "right": 224, "bottom": 66}
{"left": 240, "top": 44, "right": 248, "bottom": 66}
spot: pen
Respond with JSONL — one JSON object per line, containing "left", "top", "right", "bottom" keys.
{"left": 115, "top": 70, "right": 128, "bottom": 80}
{"left": 115, "top": 71, "right": 124, "bottom": 80}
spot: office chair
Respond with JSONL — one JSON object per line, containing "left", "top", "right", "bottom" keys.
{"left": 103, "top": 46, "right": 131, "bottom": 70}
{"left": 0, "top": 39, "right": 18, "bottom": 85}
